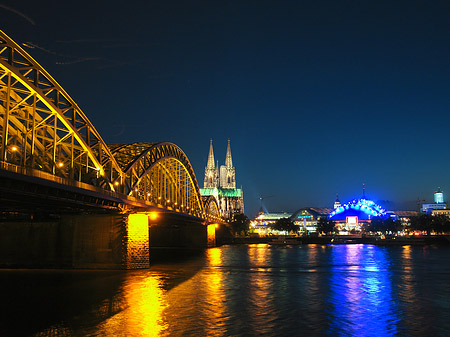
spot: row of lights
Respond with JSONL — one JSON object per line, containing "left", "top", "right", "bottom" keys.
{"left": 11, "top": 145, "right": 218, "bottom": 220}
{"left": 111, "top": 177, "right": 222, "bottom": 220}
{"left": 8, "top": 145, "right": 106, "bottom": 173}
{"left": 143, "top": 212, "right": 219, "bottom": 223}
{"left": 9, "top": 145, "right": 216, "bottom": 220}
{"left": 129, "top": 190, "right": 198, "bottom": 212}
{"left": 9, "top": 145, "right": 65, "bottom": 167}
{"left": 7, "top": 147, "right": 219, "bottom": 220}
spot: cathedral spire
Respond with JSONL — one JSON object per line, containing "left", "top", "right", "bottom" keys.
{"left": 207, "top": 139, "right": 215, "bottom": 169}
{"left": 204, "top": 139, "right": 218, "bottom": 188}
{"left": 220, "top": 139, "right": 236, "bottom": 189}
{"left": 225, "top": 139, "right": 233, "bottom": 168}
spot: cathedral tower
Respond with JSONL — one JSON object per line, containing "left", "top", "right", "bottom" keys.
{"left": 204, "top": 139, "right": 218, "bottom": 188}
{"left": 201, "top": 139, "right": 244, "bottom": 219}
{"left": 220, "top": 139, "right": 236, "bottom": 189}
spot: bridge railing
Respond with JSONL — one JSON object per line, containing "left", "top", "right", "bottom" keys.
{"left": 0, "top": 160, "right": 121, "bottom": 198}
{"left": 0, "top": 161, "right": 205, "bottom": 217}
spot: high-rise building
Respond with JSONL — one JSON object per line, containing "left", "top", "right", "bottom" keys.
{"left": 434, "top": 187, "right": 444, "bottom": 204}
{"left": 200, "top": 139, "right": 244, "bottom": 220}
{"left": 422, "top": 187, "right": 447, "bottom": 213}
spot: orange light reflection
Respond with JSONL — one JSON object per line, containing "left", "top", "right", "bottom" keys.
{"left": 96, "top": 274, "right": 168, "bottom": 336}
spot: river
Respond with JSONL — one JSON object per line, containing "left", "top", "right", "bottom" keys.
{"left": 2, "top": 244, "right": 450, "bottom": 336}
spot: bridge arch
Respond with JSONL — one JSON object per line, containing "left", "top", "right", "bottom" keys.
{"left": 0, "top": 30, "right": 122, "bottom": 190}
{"left": 108, "top": 142, "right": 204, "bottom": 216}
{"left": 0, "top": 30, "right": 218, "bottom": 220}
{"left": 202, "top": 195, "right": 221, "bottom": 220}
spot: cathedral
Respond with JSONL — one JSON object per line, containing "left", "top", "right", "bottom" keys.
{"left": 200, "top": 139, "right": 245, "bottom": 220}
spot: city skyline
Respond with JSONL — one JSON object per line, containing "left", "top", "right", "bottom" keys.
{"left": 2, "top": 1, "right": 450, "bottom": 215}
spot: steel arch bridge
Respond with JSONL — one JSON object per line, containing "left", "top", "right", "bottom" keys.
{"left": 0, "top": 30, "right": 220, "bottom": 220}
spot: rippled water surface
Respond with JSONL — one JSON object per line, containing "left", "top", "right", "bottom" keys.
{"left": 2, "top": 244, "right": 450, "bottom": 336}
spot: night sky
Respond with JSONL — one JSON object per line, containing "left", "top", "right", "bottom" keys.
{"left": 2, "top": 1, "right": 450, "bottom": 216}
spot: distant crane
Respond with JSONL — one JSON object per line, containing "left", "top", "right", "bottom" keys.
{"left": 258, "top": 195, "right": 274, "bottom": 215}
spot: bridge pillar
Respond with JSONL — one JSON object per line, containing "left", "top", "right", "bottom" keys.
{"left": 125, "top": 214, "right": 150, "bottom": 269}
{"left": 68, "top": 213, "right": 150, "bottom": 269}
{"left": 148, "top": 222, "right": 216, "bottom": 249}
{"left": 0, "top": 213, "right": 151, "bottom": 269}
{"left": 0, "top": 211, "right": 216, "bottom": 269}
{"left": 68, "top": 213, "right": 126, "bottom": 269}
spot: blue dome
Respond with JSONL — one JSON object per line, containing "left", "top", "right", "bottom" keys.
{"left": 328, "top": 198, "right": 387, "bottom": 221}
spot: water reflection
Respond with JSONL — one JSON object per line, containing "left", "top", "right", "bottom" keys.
{"left": 3, "top": 245, "right": 450, "bottom": 336}
{"left": 395, "top": 245, "right": 450, "bottom": 335}
{"left": 95, "top": 274, "right": 168, "bottom": 336}
{"left": 0, "top": 270, "right": 128, "bottom": 336}
{"left": 156, "top": 248, "right": 229, "bottom": 336}
{"left": 247, "top": 244, "right": 277, "bottom": 335}
{"left": 328, "top": 245, "right": 400, "bottom": 336}
{"left": 202, "top": 248, "right": 226, "bottom": 336}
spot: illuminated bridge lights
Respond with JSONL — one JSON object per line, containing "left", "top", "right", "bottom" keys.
{"left": 0, "top": 29, "right": 224, "bottom": 223}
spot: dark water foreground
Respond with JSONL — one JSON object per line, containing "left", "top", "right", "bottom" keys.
{"left": 2, "top": 244, "right": 450, "bottom": 336}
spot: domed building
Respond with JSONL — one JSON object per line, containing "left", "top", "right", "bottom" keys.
{"left": 328, "top": 198, "right": 394, "bottom": 232}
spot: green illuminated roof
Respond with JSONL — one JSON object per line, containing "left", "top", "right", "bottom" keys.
{"left": 200, "top": 187, "right": 242, "bottom": 197}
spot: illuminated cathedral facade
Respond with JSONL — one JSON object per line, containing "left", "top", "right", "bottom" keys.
{"left": 200, "top": 139, "right": 244, "bottom": 220}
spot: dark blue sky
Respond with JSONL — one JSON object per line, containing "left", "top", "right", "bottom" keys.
{"left": 2, "top": 0, "right": 450, "bottom": 215}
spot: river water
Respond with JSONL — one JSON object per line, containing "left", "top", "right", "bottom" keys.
{"left": 2, "top": 244, "right": 450, "bottom": 336}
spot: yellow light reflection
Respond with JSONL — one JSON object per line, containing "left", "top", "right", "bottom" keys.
{"left": 96, "top": 274, "right": 168, "bottom": 336}
{"left": 399, "top": 245, "right": 416, "bottom": 320}
{"left": 208, "top": 247, "right": 222, "bottom": 266}
{"left": 247, "top": 245, "right": 272, "bottom": 322}
{"left": 202, "top": 248, "right": 225, "bottom": 335}
{"left": 402, "top": 245, "right": 411, "bottom": 259}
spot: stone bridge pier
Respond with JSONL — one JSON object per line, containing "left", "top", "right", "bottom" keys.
{"left": 0, "top": 212, "right": 216, "bottom": 269}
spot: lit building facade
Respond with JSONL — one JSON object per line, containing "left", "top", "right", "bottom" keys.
{"left": 291, "top": 208, "right": 332, "bottom": 233}
{"left": 200, "top": 139, "right": 244, "bottom": 220}
{"left": 328, "top": 198, "right": 394, "bottom": 232}
{"left": 250, "top": 194, "right": 420, "bottom": 235}
{"left": 250, "top": 212, "right": 293, "bottom": 234}
{"left": 432, "top": 209, "right": 450, "bottom": 217}
{"left": 421, "top": 187, "right": 447, "bottom": 214}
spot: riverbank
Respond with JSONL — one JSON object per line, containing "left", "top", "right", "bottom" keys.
{"left": 223, "top": 235, "right": 450, "bottom": 246}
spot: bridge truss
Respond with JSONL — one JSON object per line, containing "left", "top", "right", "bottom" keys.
{"left": 0, "top": 30, "right": 220, "bottom": 220}
{"left": 203, "top": 195, "right": 221, "bottom": 221}
{"left": 108, "top": 142, "right": 204, "bottom": 217}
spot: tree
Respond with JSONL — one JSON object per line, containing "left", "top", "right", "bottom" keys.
{"left": 229, "top": 213, "right": 250, "bottom": 236}
{"left": 368, "top": 216, "right": 402, "bottom": 234}
{"left": 432, "top": 215, "right": 450, "bottom": 234}
{"left": 271, "top": 217, "right": 298, "bottom": 234}
{"left": 409, "top": 214, "right": 433, "bottom": 234}
{"left": 317, "top": 217, "right": 335, "bottom": 235}
{"left": 410, "top": 214, "right": 450, "bottom": 234}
